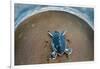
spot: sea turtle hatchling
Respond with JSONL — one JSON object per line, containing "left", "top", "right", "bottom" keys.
{"left": 48, "top": 31, "right": 72, "bottom": 60}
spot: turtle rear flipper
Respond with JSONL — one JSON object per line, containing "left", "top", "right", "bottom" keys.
{"left": 64, "top": 48, "right": 72, "bottom": 55}
{"left": 49, "top": 51, "right": 57, "bottom": 60}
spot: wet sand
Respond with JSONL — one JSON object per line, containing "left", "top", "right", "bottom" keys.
{"left": 15, "top": 11, "right": 94, "bottom": 65}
